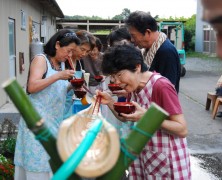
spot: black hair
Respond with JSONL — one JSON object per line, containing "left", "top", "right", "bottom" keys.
{"left": 102, "top": 44, "right": 148, "bottom": 75}
{"left": 107, "top": 26, "right": 131, "bottom": 46}
{"left": 125, "top": 11, "right": 158, "bottom": 35}
{"left": 95, "top": 37, "right": 103, "bottom": 52}
{"left": 44, "top": 29, "right": 80, "bottom": 57}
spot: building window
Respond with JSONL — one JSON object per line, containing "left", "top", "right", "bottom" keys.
{"left": 204, "top": 30, "right": 209, "bottom": 41}
{"left": 203, "top": 25, "right": 216, "bottom": 54}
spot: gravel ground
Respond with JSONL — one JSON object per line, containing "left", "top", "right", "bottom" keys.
{"left": 181, "top": 56, "right": 222, "bottom": 180}
{"left": 185, "top": 57, "right": 222, "bottom": 72}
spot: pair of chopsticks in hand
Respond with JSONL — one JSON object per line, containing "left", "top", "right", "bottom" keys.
{"left": 92, "top": 95, "right": 102, "bottom": 114}
{"left": 67, "top": 56, "right": 75, "bottom": 71}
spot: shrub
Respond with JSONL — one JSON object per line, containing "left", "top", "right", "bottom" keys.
{"left": 0, "top": 154, "right": 14, "bottom": 180}
{"left": 1, "top": 138, "right": 16, "bottom": 155}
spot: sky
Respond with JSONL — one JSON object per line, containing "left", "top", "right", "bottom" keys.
{"left": 56, "top": 0, "right": 197, "bottom": 19}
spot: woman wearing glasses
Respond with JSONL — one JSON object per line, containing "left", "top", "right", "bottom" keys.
{"left": 14, "top": 30, "right": 80, "bottom": 180}
{"left": 82, "top": 37, "right": 103, "bottom": 94}
{"left": 96, "top": 44, "right": 191, "bottom": 180}
{"left": 65, "top": 30, "right": 95, "bottom": 71}
{"left": 63, "top": 30, "right": 96, "bottom": 119}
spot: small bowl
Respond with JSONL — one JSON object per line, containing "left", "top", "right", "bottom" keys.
{"left": 113, "top": 102, "right": 135, "bottom": 115}
{"left": 94, "top": 75, "right": 103, "bottom": 82}
{"left": 74, "top": 90, "right": 87, "bottom": 99}
{"left": 108, "top": 84, "right": 122, "bottom": 92}
{"left": 70, "top": 78, "right": 84, "bottom": 88}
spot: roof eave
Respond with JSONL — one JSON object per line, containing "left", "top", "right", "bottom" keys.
{"left": 39, "top": 0, "right": 64, "bottom": 18}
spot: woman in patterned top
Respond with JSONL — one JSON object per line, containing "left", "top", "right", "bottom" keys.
{"left": 96, "top": 44, "right": 191, "bottom": 180}
{"left": 14, "top": 29, "right": 80, "bottom": 180}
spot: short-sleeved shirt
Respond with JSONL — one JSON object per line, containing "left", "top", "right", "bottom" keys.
{"left": 129, "top": 73, "right": 191, "bottom": 180}
{"left": 82, "top": 53, "right": 103, "bottom": 86}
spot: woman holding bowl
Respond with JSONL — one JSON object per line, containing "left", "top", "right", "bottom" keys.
{"left": 14, "top": 29, "right": 80, "bottom": 180}
{"left": 96, "top": 44, "right": 191, "bottom": 180}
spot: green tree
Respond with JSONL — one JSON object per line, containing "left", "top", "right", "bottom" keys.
{"left": 157, "top": 14, "right": 196, "bottom": 52}
{"left": 121, "top": 8, "right": 131, "bottom": 19}
{"left": 112, "top": 8, "right": 131, "bottom": 20}
{"left": 112, "top": 15, "right": 123, "bottom": 20}
{"left": 154, "top": 15, "right": 159, "bottom": 20}
{"left": 64, "top": 15, "right": 103, "bottom": 20}
{"left": 184, "top": 14, "right": 196, "bottom": 51}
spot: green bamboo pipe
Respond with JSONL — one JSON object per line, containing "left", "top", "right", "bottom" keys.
{"left": 98, "top": 102, "right": 169, "bottom": 180}
{"left": 2, "top": 78, "right": 41, "bottom": 129}
{"left": 2, "top": 78, "right": 81, "bottom": 180}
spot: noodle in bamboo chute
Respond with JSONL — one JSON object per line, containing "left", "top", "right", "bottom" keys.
{"left": 53, "top": 119, "right": 103, "bottom": 180}
{"left": 57, "top": 96, "right": 120, "bottom": 178}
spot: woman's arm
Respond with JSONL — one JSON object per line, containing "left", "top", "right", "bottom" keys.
{"left": 119, "top": 103, "right": 188, "bottom": 138}
{"left": 96, "top": 90, "right": 127, "bottom": 121}
{"left": 160, "top": 114, "right": 187, "bottom": 138}
{"left": 28, "top": 56, "right": 75, "bottom": 93}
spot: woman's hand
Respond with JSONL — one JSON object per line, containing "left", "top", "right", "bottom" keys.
{"left": 95, "top": 90, "right": 128, "bottom": 122}
{"left": 95, "top": 90, "right": 115, "bottom": 105}
{"left": 57, "top": 70, "right": 75, "bottom": 80}
{"left": 120, "top": 101, "right": 147, "bottom": 122}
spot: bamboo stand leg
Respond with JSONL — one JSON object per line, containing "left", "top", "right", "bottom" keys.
{"left": 2, "top": 78, "right": 81, "bottom": 180}
{"left": 98, "top": 103, "right": 169, "bottom": 180}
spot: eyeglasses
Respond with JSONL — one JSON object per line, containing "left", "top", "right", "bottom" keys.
{"left": 80, "top": 47, "right": 91, "bottom": 54}
{"left": 110, "top": 70, "right": 126, "bottom": 82}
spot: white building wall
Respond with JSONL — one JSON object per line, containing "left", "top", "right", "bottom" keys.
{"left": 0, "top": 0, "right": 57, "bottom": 107}
{"left": 195, "top": 0, "right": 204, "bottom": 52}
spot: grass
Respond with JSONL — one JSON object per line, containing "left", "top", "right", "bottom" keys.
{"left": 92, "top": 30, "right": 110, "bottom": 35}
{"left": 186, "top": 51, "right": 220, "bottom": 61}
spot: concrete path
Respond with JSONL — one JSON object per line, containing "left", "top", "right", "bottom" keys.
{"left": 180, "top": 57, "right": 222, "bottom": 179}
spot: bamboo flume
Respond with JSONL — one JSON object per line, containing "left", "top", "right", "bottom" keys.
{"left": 2, "top": 78, "right": 168, "bottom": 179}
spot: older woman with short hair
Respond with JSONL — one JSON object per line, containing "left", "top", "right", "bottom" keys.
{"left": 96, "top": 44, "right": 191, "bottom": 180}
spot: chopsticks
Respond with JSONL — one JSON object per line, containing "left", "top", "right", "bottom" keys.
{"left": 82, "top": 85, "right": 94, "bottom": 96}
{"left": 67, "top": 56, "right": 75, "bottom": 70}
{"left": 92, "top": 95, "right": 102, "bottom": 115}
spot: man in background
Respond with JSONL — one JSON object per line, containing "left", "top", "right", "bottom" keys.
{"left": 125, "top": 11, "right": 181, "bottom": 93}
